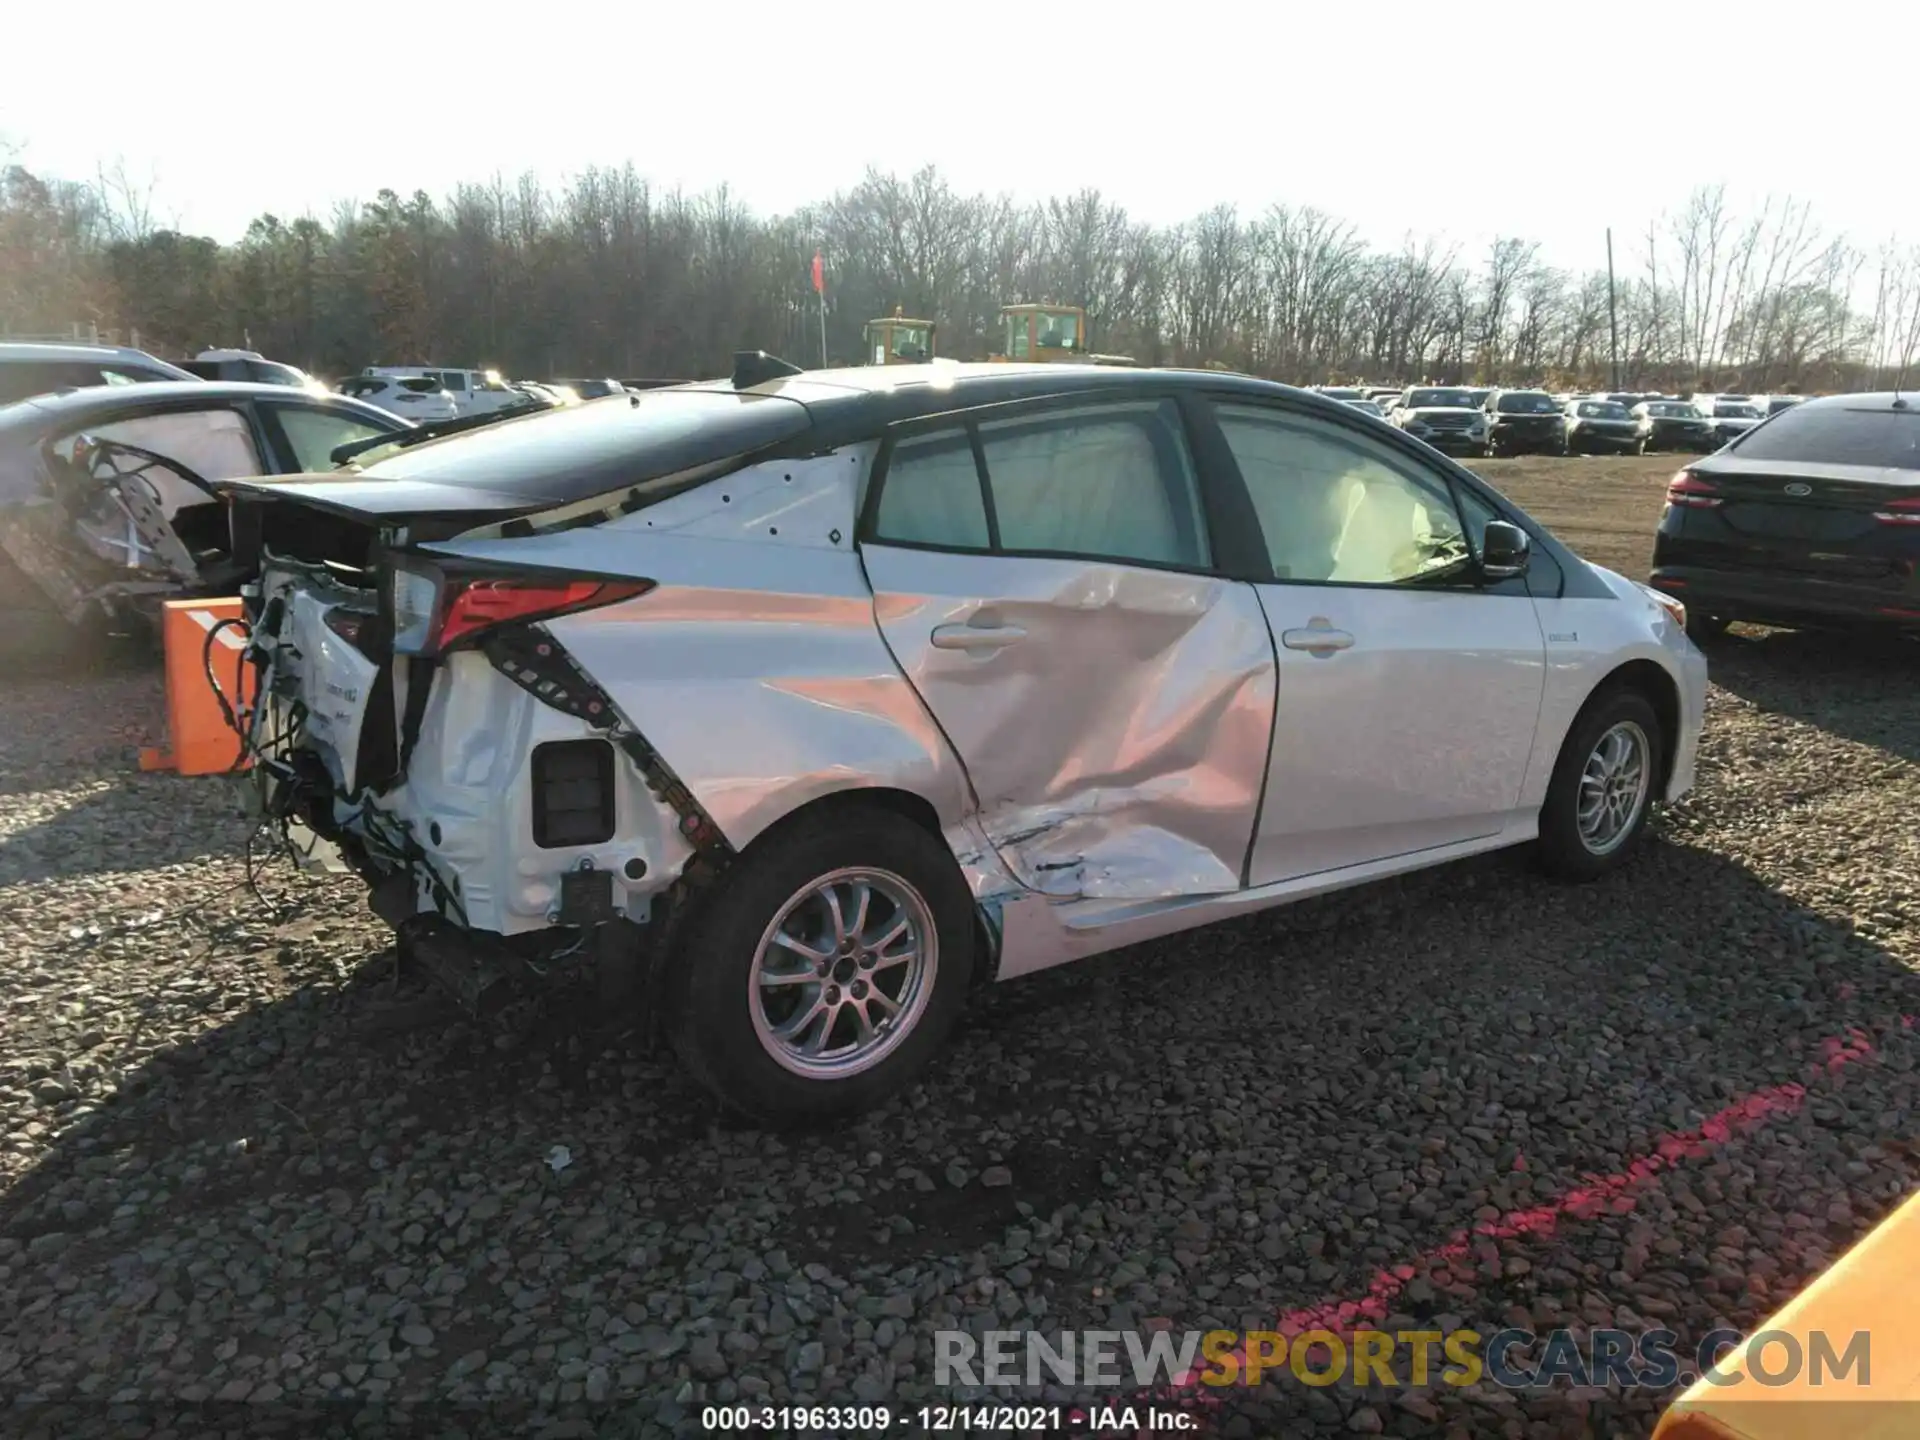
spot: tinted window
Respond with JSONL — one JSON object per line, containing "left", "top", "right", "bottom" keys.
{"left": 1645, "top": 402, "right": 1700, "bottom": 418}
{"left": 436, "top": 371, "right": 469, "bottom": 392}
{"left": 1730, "top": 406, "right": 1920, "bottom": 470}
{"left": 1495, "top": 392, "right": 1559, "bottom": 414}
{"left": 1713, "top": 402, "right": 1761, "bottom": 419}
{"left": 872, "top": 429, "right": 990, "bottom": 549}
{"left": 271, "top": 405, "right": 398, "bottom": 472}
{"left": 975, "top": 399, "right": 1207, "bottom": 567}
{"left": 1407, "top": 388, "right": 1475, "bottom": 409}
{"left": 1578, "top": 402, "right": 1629, "bottom": 419}
{"left": 1215, "top": 404, "right": 1470, "bottom": 585}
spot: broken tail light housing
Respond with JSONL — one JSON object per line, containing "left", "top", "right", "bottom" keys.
{"left": 1665, "top": 470, "right": 1723, "bottom": 509}
{"left": 437, "top": 578, "right": 653, "bottom": 649}
{"left": 387, "top": 558, "right": 653, "bottom": 656}
{"left": 1872, "top": 497, "right": 1920, "bottom": 526}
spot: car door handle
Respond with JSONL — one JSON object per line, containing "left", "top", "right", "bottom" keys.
{"left": 1281, "top": 625, "right": 1354, "bottom": 654}
{"left": 930, "top": 621, "right": 1027, "bottom": 652}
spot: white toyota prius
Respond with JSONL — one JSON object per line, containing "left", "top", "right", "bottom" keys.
{"left": 222, "top": 359, "right": 1708, "bottom": 1125}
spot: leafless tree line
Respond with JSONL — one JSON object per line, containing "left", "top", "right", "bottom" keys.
{"left": 3, "top": 155, "right": 1918, "bottom": 393}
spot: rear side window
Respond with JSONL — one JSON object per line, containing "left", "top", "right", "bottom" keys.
{"left": 872, "top": 429, "right": 990, "bottom": 550}
{"left": 868, "top": 398, "right": 1210, "bottom": 569}
{"left": 975, "top": 399, "right": 1207, "bottom": 566}
{"left": 1731, "top": 406, "right": 1920, "bottom": 470}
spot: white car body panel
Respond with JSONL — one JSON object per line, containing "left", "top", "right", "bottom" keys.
{"left": 414, "top": 449, "right": 973, "bottom": 894}
{"left": 1246, "top": 583, "right": 1547, "bottom": 883}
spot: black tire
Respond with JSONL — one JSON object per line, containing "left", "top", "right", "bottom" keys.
{"left": 666, "top": 804, "right": 976, "bottom": 1127}
{"left": 1536, "top": 686, "right": 1665, "bottom": 882}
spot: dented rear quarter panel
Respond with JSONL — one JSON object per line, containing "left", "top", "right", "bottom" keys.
{"left": 421, "top": 448, "right": 976, "bottom": 853}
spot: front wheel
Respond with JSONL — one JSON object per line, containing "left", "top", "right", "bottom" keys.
{"left": 666, "top": 805, "right": 976, "bottom": 1126}
{"left": 1536, "top": 688, "right": 1665, "bottom": 881}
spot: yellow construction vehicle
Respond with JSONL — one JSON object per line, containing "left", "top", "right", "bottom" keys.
{"left": 990, "top": 302, "right": 1137, "bottom": 366}
{"left": 863, "top": 308, "right": 937, "bottom": 365}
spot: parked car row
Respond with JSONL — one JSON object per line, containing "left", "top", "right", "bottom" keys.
{"left": 1312, "top": 382, "right": 1803, "bottom": 458}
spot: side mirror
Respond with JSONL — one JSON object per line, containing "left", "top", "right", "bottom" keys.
{"left": 1481, "top": 520, "right": 1531, "bottom": 580}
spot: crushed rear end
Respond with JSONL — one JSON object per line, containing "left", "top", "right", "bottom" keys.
{"left": 223, "top": 388, "right": 814, "bottom": 1008}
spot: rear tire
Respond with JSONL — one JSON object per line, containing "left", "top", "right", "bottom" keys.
{"left": 1536, "top": 687, "right": 1665, "bottom": 882}
{"left": 666, "top": 804, "right": 976, "bottom": 1127}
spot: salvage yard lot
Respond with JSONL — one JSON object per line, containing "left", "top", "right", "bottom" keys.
{"left": 3, "top": 453, "right": 1918, "bottom": 1435}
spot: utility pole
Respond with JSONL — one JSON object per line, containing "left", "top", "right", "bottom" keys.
{"left": 1606, "top": 228, "right": 1621, "bottom": 391}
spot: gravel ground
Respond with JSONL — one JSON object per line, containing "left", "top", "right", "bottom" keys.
{"left": 3, "top": 462, "right": 1918, "bottom": 1437}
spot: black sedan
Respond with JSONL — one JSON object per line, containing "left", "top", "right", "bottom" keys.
{"left": 1564, "top": 398, "right": 1642, "bottom": 454}
{"left": 1648, "top": 392, "right": 1920, "bottom": 638}
{"left": 0, "top": 381, "right": 406, "bottom": 631}
{"left": 1633, "top": 400, "right": 1717, "bottom": 453}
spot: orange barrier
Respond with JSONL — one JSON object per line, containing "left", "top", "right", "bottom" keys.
{"left": 138, "top": 598, "right": 254, "bottom": 776}
{"left": 1653, "top": 1186, "right": 1920, "bottom": 1439}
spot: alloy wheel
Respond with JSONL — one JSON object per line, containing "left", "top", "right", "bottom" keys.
{"left": 748, "top": 867, "right": 938, "bottom": 1079}
{"left": 1576, "top": 720, "right": 1651, "bottom": 855}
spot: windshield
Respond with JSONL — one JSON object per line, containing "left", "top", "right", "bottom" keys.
{"left": 1407, "top": 388, "right": 1474, "bottom": 409}
{"left": 1034, "top": 312, "right": 1080, "bottom": 349}
{"left": 1343, "top": 398, "right": 1386, "bottom": 415}
{"left": 1714, "top": 402, "right": 1762, "bottom": 419}
{"left": 1496, "top": 392, "right": 1559, "bottom": 414}
{"left": 1645, "top": 402, "right": 1701, "bottom": 418}
{"left": 1579, "top": 402, "right": 1630, "bottom": 419}
{"left": 1730, "top": 405, "right": 1920, "bottom": 470}
{"left": 1319, "top": 387, "right": 1364, "bottom": 400}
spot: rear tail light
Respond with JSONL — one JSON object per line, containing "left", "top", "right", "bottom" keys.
{"left": 1665, "top": 470, "right": 1723, "bottom": 509}
{"left": 1872, "top": 497, "right": 1920, "bottom": 526}
{"left": 388, "top": 564, "right": 653, "bottom": 655}
{"left": 437, "top": 578, "right": 653, "bottom": 649}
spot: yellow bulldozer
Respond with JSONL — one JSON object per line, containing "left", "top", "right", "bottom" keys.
{"left": 990, "top": 302, "right": 1136, "bottom": 366}
{"left": 862, "top": 307, "right": 937, "bottom": 365}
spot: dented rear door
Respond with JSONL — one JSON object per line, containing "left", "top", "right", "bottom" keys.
{"left": 860, "top": 396, "right": 1276, "bottom": 901}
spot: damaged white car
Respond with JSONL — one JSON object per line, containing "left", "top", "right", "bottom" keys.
{"left": 226, "top": 357, "right": 1708, "bottom": 1124}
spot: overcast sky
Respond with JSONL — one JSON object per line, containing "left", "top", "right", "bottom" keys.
{"left": 5, "top": 1, "right": 1913, "bottom": 271}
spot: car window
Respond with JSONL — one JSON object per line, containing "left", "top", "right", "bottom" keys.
{"left": 438, "top": 371, "right": 469, "bottom": 392}
{"left": 871, "top": 428, "right": 990, "bottom": 550}
{"left": 62, "top": 407, "right": 265, "bottom": 482}
{"left": 270, "top": 405, "right": 397, "bottom": 472}
{"left": 1730, "top": 405, "right": 1920, "bottom": 470}
{"left": 1453, "top": 482, "right": 1503, "bottom": 559}
{"left": 975, "top": 399, "right": 1208, "bottom": 567}
{"left": 1214, "top": 404, "right": 1470, "bottom": 585}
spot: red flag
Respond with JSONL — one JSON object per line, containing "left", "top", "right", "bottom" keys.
{"left": 811, "top": 250, "right": 825, "bottom": 295}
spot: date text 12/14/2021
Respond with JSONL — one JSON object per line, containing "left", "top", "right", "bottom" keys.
{"left": 699, "top": 1404, "right": 1201, "bottom": 1432}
